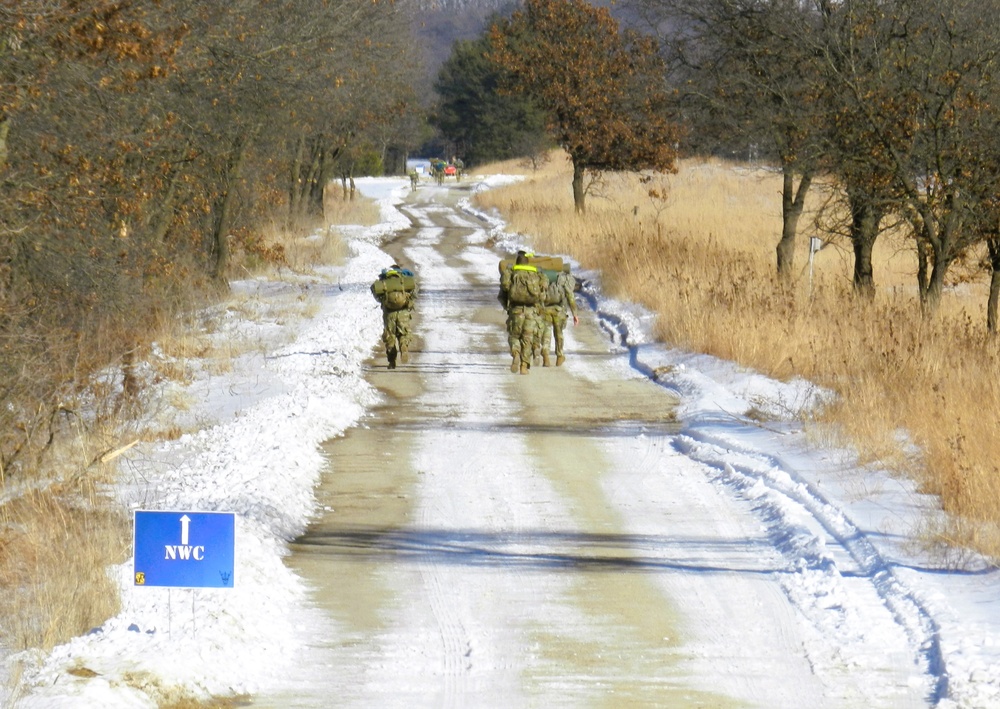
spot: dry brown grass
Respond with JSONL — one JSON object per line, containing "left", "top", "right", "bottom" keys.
{"left": 156, "top": 691, "right": 251, "bottom": 708}
{"left": 0, "top": 412, "right": 131, "bottom": 676}
{"left": 278, "top": 190, "right": 379, "bottom": 272}
{"left": 0, "top": 484, "right": 129, "bottom": 667}
{"left": 237, "top": 188, "right": 378, "bottom": 277}
{"left": 324, "top": 185, "right": 382, "bottom": 227}
{"left": 474, "top": 154, "right": 1000, "bottom": 559}
{"left": 282, "top": 227, "right": 348, "bottom": 271}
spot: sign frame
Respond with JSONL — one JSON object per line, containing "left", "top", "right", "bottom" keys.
{"left": 133, "top": 510, "right": 235, "bottom": 589}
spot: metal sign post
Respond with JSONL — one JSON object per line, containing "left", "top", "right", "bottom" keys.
{"left": 809, "top": 236, "right": 823, "bottom": 295}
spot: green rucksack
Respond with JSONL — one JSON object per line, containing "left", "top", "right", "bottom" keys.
{"left": 384, "top": 287, "right": 409, "bottom": 310}
{"left": 507, "top": 268, "right": 543, "bottom": 306}
{"left": 543, "top": 280, "right": 562, "bottom": 306}
{"left": 373, "top": 273, "right": 415, "bottom": 311}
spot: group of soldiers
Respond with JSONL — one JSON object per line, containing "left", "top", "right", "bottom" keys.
{"left": 499, "top": 251, "right": 579, "bottom": 375}
{"left": 370, "top": 250, "right": 578, "bottom": 374}
{"left": 408, "top": 158, "right": 465, "bottom": 190}
{"left": 430, "top": 157, "right": 463, "bottom": 184}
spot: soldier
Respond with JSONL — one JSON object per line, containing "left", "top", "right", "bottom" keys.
{"left": 371, "top": 264, "right": 417, "bottom": 369}
{"left": 500, "top": 253, "right": 547, "bottom": 374}
{"left": 409, "top": 169, "right": 419, "bottom": 191}
{"left": 539, "top": 269, "right": 579, "bottom": 366}
{"left": 431, "top": 159, "right": 446, "bottom": 185}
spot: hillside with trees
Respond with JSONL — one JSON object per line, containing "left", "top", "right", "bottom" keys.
{"left": 440, "top": 0, "right": 1000, "bottom": 325}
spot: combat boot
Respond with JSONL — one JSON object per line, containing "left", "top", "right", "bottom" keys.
{"left": 388, "top": 349, "right": 397, "bottom": 370}
{"left": 520, "top": 360, "right": 530, "bottom": 375}
{"left": 556, "top": 354, "right": 565, "bottom": 366}
{"left": 400, "top": 345, "right": 409, "bottom": 364}
{"left": 510, "top": 353, "right": 520, "bottom": 373}
{"left": 542, "top": 351, "right": 551, "bottom": 367}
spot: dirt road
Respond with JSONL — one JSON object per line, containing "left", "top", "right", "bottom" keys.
{"left": 253, "top": 181, "right": 926, "bottom": 708}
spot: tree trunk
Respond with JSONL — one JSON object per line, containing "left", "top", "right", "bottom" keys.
{"left": 919, "top": 215, "right": 960, "bottom": 317}
{"left": 916, "top": 235, "right": 932, "bottom": 298}
{"left": 0, "top": 116, "right": 10, "bottom": 171}
{"left": 306, "top": 143, "right": 327, "bottom": 215}
{"left": 120, "top": 344, "right": 139, "bottom": 404}
{"left": 848, "top": 192, "right": 881, "bottom": 297}
{"left": 212, "top": 133, "right": 252, "bottom": 283}
{"left": 852, "top": 234, "right": 876, "bottom": 297}
{"left": 924, "top": 255, "right": 950, "bottom": 315}
{"left": 212, "top": 192, "right": 234, "bottom": 283}
{"left": 571, "top": 159, "right": 586, "bottom": 214}
{"left": 776, "top": 166, "right": 813, "bottom": 280}
{"left": 988, "top": 239, "right": 1000, "bottom": 335}
{"left": 289, "top": 135, "right": 305, "bottom": 225}
{"left": 148, "top": 170, "right": 181, "bottom": 243}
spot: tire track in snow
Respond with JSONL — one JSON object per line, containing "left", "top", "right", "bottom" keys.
{"left": 401, "top": 205, "right": 545, "bottom": 705}
{"left": 674, "top": 431, "right": 946, "bottom": 702}
{"left": 403, "top": 213, "right": 479, "bottom": 707}
{"left": 580, "top": 278, "right": 948, "bottom": 705}
{"left": 416, "top": 506, "right": 474, "bottom": 707}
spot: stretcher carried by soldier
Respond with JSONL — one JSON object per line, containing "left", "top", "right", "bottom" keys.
{"left": 499, "top": 250, "right": 577, "bottom": 367}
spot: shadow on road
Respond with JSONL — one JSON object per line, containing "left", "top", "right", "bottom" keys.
{"left": 293, "top": 525, "right": 784, "bottom": 575}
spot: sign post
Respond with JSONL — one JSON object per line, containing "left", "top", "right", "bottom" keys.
{"left": 809, "top": 236, "right": 823, "bottom": 296}
{"left": 134, "top": 510, "right": 235, "bottom": 589}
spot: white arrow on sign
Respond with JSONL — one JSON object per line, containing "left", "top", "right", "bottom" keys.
{"left": 180, "top": 515, "right": 191, "bottom": 546}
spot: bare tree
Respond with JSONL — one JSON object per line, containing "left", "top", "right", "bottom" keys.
{"left": 630, "top": 0, "right": 828, "bottom": 280}
{"left": 816, "top": 0, "right": 1000, "bottom": 310}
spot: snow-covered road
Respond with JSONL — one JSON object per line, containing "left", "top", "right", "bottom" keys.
{"left": 255, "top": 181, "right": 934, "bottom": 708}
{"left": 13, "top": 176, "right": 1000, "bottom": 708}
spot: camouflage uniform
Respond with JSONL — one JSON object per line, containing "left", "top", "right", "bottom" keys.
{"left": 431, "top": 159, "right": 447, "bottom": 185}
{"left": 539, "top": 271, "right": 577, "bottom": 366}
{"left": 500, "top": 263, "right": 547, "bottom": 374}
{"left": 372, "top": 267, "right": 417, "bottom": 369}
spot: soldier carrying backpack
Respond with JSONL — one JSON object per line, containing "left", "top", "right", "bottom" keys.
{"left": 371, "top": 263, "right": 417, "bottom": 369}
{"left": 499, "top": 253, "right": 547, "bottom": 375}
{"left": 539, "top": 269, "right": 579, "bottom": 366}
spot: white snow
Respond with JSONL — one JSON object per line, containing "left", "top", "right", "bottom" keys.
{"left": 4, "top": 174, "right": 1000, "bottom": 708}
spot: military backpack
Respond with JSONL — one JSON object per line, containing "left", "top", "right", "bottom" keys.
{"left": 372, "top": 273, "right": 415, "bottom": 311}
{"left": 506, "top": 267, "right": 544, "bottom": 306}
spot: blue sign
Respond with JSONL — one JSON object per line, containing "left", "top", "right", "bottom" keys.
{"left": 134, "top": 510, "right": 235, "bottom": 588}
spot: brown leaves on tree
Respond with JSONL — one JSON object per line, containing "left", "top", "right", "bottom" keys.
{"left": 488, "top": 0, "right": 680, "bottom": 212}
{"left": 0, "top": 0, "right": 423, "bottom": 478}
